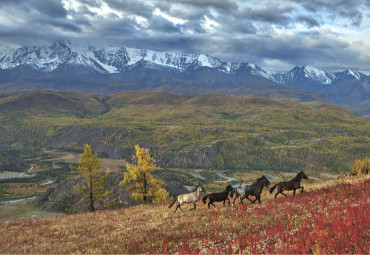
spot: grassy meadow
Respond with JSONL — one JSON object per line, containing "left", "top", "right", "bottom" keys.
{"left": 0, "top": 176, "right": 368, "bottom": 254}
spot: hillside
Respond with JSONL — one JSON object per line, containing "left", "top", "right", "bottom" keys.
{"left": 0, "top": 177, "right": 368, "bottom": 254}
{"left": 352, "top": 100, "right": 370, "bottom": 119}
{"left": 1, "top": 90, "right": 369, "bottom": 173}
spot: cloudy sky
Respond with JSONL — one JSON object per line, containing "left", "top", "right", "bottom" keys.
{"left": 0, "top": 0, "right": 369, "bottom": 73}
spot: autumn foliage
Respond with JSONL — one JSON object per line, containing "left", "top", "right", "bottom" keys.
{"left": 351, "top": 157, "right": 370, "bottom": 176}
{"left": 120, "top": 145, "right": 169, "bottom": 203}
{"left": 71, "top": 144, "right": 109, "bottom": 212}
{"left": 1, "top": 177, "right": 369, "bottom": 254}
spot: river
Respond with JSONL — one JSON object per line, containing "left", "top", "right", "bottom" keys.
{"left": 259, "top": 172, "right": 277, "bottom": 180}
{"left": 188, "top": 170, "right": 277, "bottom": 188}
{"left": 40, "top": 179, "right": 55, "bottom": 186}
{"left": 0, "top": 178, "right": 55, "bottom": 205}
{"left": 189, "top": 173, "right": 206, "bottom": 181}
{"left": 0, "top": 196, "right": 38, "bottom": 205}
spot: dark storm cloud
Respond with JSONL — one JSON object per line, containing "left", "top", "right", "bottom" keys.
{"left": 292, "top": 0, "right": 364, "bottom": 26}
{"left": 0, "top": 0, "right": 67, "bottom": 18}
{"left": 104, "top": 0, "right": 157, "bottom": 17}
{"left": 168, "top": 0, "right": 239, "bottom": 12}
{"left": 0, "top": 0, "right": 369, "bottom": 73}
{"left": 237, "top": 5, "right": 293, "bottom": 27}
{"left": 148, "top": 16, "right": 184, "bottom": 34}
{"left": 295, "top": 15, "right": 320, "bottom": 28}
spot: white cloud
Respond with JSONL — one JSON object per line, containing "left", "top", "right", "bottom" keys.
{"left": 201, "top": 15, "right": 219, "bottom": 31}
{"left": 153, "top": 8, "right": 187, "bottom": 25}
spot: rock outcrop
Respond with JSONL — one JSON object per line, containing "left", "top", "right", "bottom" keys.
{"left": 34, "top": 172, "right": 189, "bottom": 213}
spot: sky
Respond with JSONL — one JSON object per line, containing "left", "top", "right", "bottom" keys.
{"left": 0, "top": 0, "right": 369, "bottom": 74}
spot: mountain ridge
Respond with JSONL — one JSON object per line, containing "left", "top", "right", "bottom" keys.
{"left": 0, "top": 40, "right": 369, "bottom": 108}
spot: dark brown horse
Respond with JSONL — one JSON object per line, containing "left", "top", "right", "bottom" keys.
{"left": 269, "top": 171, "right": 308, "bottom": 198}
{"left": 202, "top": 185, "right": 235, "bottom": 209}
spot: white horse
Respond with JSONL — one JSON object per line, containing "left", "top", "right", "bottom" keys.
{"left": 168, "top": 186, "right": 206, "bottom": 213}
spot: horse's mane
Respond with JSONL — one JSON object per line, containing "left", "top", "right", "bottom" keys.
{"left": 293, "top": 171, "right": 305, "bottom": 180}
{"left": 257, "top": 175, "right": 267, "bottom": 182}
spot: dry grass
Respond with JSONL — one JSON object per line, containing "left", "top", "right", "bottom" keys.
{"left": 45, "top": 150, "right": 127, "bottom": 172}
{"left": 0, "top": 176, "right": 369, "bottom": 254}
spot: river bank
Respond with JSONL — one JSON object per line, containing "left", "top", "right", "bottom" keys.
{"left": 0, "top": 198, "right": 63, "bottom": 222}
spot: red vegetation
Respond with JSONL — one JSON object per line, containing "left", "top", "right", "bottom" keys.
{"left": 0, "top": 178, "right": 369, "bottom": 254}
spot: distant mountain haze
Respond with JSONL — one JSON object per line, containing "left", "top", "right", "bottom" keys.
{"left": 0, "top": 40, "right": 369, "bottom": 109}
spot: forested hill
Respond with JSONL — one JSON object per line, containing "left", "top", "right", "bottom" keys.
{"left": 0, "top": 90, "right": 369, "bottom": 172}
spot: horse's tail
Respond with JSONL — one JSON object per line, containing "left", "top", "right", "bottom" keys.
{"left": 269, "top": 184, "right": 278, "bottom": 193}
{"left": 202, "top": 194, "right": 210, "bottom": 204}
{"left": 168, "top": 197, "right": 177, "bottom": 208}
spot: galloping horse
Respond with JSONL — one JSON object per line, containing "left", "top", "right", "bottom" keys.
{"left": 202, "top": 185, "right": 235, "bottom": 209}
{"left": 269, "top": 171, "right": 308, "bottom": 198}
{"left": 168, "top": 186, "right": 206, "bottom": 213}
{"left": 232, "top": 175, "right": 270, "bottom": 205}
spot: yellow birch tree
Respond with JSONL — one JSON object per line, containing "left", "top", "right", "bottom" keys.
{"left": 120, "top": 145, "right": 169, "bottom": 203}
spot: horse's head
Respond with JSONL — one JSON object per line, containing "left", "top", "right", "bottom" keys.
{"left": 197, "top": 186, "right": 206, "bottom": 193}
{"left": 299, "top": 171, "right": 308, "bottom": 180}
{"left": 226, "top": 185, "right": 235, "bottom": 196}
{"left": 259, "top": 175, "right": 270, "bottom": 187}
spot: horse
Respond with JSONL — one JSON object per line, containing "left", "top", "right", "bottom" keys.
{"left": 269, "top": 171, "right": 308, "bottom": 198}
{"left": 232, "top": 175, "right": 270, "bottom": 205}
{"left": 168, "top": 186, "right": 206, "bottom": 213}
{"left": 202, "top": 185, "right": 235, "bottom": 209}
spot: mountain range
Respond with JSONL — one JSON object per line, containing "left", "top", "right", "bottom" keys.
{"left": 0, "top": 39, "right": 369, "bottom": 110}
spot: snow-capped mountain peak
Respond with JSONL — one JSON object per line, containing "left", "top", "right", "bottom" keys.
{"left": 344, "top": 69, "right": 361, "bottom": 80}
{"left": 0, "top": 40, "right": 271, "bottom": 78}
{"left": 0, "top": 40, "right": 369, "bottom": 89}
{"left": 301, "top": 65, "right": 336, "bottom": 84}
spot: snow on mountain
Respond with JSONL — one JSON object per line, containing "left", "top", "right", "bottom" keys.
{"left": 302, "top": 65, "right": 336, "bottom": 84}
{"left": 335, "top": 69, "right": 370, "bottom": 84}
{"left": 0, "top": 40, "right": 369, "bottom": 88}
{"left": 273, "top": 65, "right": 337, "bottom": 86}
{"left": 0, "top": 40, "right": 270, "bottom": 79}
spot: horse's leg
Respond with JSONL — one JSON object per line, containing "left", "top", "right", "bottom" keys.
{"left": 227, "top": 198, "right": 231, "bottom": 205}
{"left": 174, "top": 203, "right": 182, "bottom": 213}
{"left": 293, "top": 189, "right": 296, "bottom": 196}
{"left": 258, "top": 195, "right": 261, "bottom": 204}
{"left": 251, "top": 196, "right": 258, "bottom": 204}
{"left": 274, "top": 192, "right": 279, "bottom": 198}
{"left": 239, "top": 196, "right": 244, "bottom": 204}
{"left": 189, "top": 202, "right": 196, "bottom": 211}
{"left": 246, "top": 195, "right": 253, "bottom": 203}
{"left": 223, "top": 199, "right": 226, "bottom": 207}
{"left": 232, "top": 194, "right": 238, "bottom": 205}
{"left": 300, "top": 186, "right": 304, "bottom": 193}
{"left": 281, "top": 192, "right": 288, "bottom": 197}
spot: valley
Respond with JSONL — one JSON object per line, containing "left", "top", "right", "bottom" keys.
{"left": 1, "top": 90, "right": 368, "bottom": 221}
